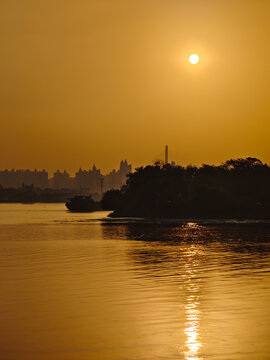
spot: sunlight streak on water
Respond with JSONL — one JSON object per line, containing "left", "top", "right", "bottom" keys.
{"left": 184, "top": 298, "right": 201, "bottom": 360}
{"left": 183, "top": 246, "right": 202, "bottom": 360}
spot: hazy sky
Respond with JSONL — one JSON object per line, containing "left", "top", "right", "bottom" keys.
{"left": 1, "top": 0, "right": 270, "bottom": 174}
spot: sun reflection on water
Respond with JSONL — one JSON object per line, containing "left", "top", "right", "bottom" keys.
{"left": 182, "top": 246, "right": 202, "bottom": 360}
{"left": 184, "top": 296, "right": 201, "bottom": 360}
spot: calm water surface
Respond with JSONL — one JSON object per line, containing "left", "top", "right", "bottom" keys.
{"left": 0, "top": 204, "right": 270, "bottom": 360}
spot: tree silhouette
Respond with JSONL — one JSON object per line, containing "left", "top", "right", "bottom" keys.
{"left": 102, "top": 158, "right": 270, "bottom": 219}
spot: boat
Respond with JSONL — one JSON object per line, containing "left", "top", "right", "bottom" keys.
{"left": 65, "top": 195, "right": 98, "bottom": 212}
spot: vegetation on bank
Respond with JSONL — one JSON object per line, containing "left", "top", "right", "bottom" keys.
{"left": 101, "top": 158, "right": 270, "bottom": 219}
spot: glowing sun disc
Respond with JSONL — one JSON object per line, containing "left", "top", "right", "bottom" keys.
{"left": 189, "top": 54, "right": 200, "bottom": 65}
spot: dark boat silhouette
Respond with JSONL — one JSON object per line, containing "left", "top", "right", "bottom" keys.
{"left": 65, "top": 195, "right": 98, "bottom": 212}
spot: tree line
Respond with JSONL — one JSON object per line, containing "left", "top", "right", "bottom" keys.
{"left": 102, "top": 158, "right": 270, "bottom": 219}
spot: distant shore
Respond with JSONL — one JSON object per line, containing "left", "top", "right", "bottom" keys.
{"left": 0, "top": 186, "right": 101, "bottom": 204}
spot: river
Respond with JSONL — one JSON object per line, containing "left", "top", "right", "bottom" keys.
{"left": 0, "top": 203, "right": 270, "bottom": 360}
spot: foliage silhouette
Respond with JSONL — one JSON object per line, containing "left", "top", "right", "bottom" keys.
{"left": 102, "top": 158, "right": 270, "bottom": 219}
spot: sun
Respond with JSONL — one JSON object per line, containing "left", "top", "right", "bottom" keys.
{"left": 189, "top": 54, "right": 200, "bottom": 65}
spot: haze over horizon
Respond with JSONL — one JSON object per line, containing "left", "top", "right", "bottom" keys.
{"left": 1, "top": 0, "right": 270, "bottom": 174}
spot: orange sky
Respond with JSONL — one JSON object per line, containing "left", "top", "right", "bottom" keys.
{"left": 1, "top": 0, "right": 270, "bottom": 174}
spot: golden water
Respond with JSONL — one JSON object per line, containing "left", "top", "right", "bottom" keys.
{"left": 0, "top": 204, "right": 270, "bottom": 360}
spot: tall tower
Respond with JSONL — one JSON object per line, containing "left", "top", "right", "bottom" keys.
{"left": 165, "top": 145, "right": 168, "bottom": 165}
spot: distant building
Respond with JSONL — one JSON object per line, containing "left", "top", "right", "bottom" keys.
{"left": 75, "top": 165, "right": 101, "bottom": 193}
{"left": 53, "top": 170, "right": 72, "bottom": 189}
{"left": 0, "top": 169, "right": 48, "bottom": 189}
{"left": 0, "top": 160, "right": 132, "bottom": 193}
{"left": 104, "top": 160, "right": 132, "bottom": 192}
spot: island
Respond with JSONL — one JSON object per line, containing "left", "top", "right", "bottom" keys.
{"left": 102, "top": 158, "right": 270, "bottom": 219}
